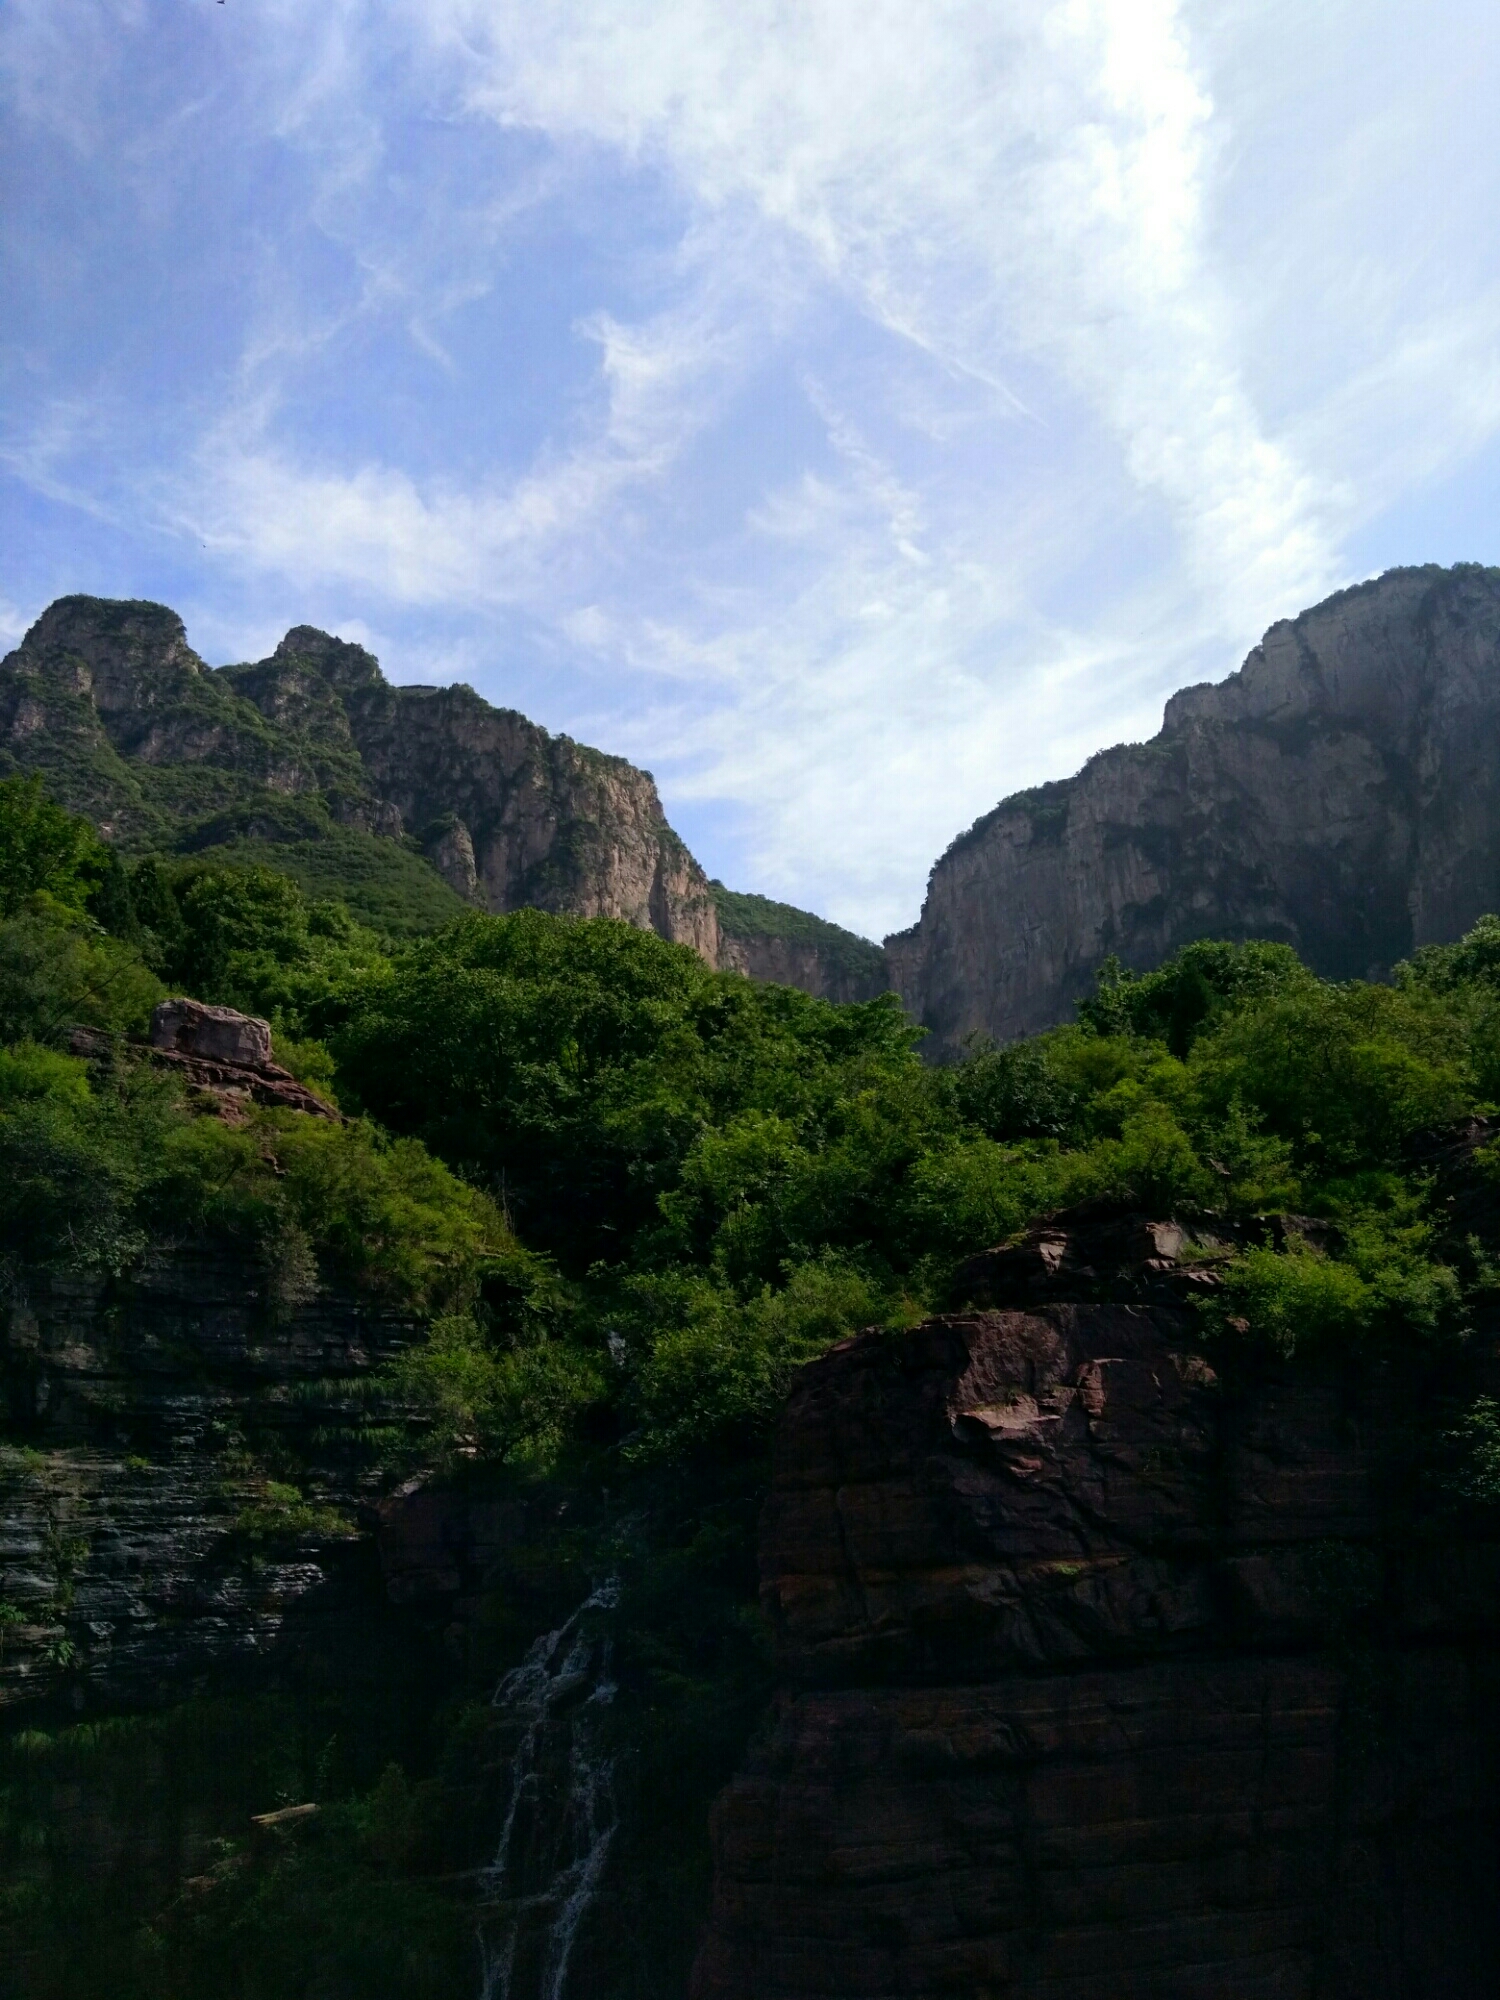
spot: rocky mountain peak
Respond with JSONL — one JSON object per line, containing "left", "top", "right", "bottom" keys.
{"left": 890, "top": 562, "right": 1500, "bottom": 1053}
{"left": 271, "top": 624, "right": 385, "bottom": 693}
{"left": 16, "top": 594, "right": 203, "bottom": 713}
{"left": 0, "top": 592, "right": 882, "bottom": 998}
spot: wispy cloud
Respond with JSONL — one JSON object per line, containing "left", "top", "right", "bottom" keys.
{"left": 3, "top": 1, "right": 1500, "bottom": 936}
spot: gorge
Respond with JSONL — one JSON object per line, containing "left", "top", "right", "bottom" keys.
{"left": 2, "top": 568, "right": 1500, "bottom": 1998}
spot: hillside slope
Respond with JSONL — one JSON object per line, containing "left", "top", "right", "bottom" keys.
{"left": 888, "top": 563, "right": 1500, "bottom": 1052}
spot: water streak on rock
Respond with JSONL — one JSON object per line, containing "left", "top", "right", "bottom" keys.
{"left": 478, "top": 1579, "right": 619, "bottom": 2000}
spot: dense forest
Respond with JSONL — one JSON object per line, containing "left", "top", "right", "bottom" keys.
{"left": 2, "top": 769, "right": 1498, "bottom": 1996}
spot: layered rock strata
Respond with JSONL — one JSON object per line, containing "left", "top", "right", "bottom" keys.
{"left": 692, "top": 1210, "right": 1500, "bottom": 1999}
{"left": 711, "top": 884, "right": 888, "bottom": 1004}
{"left": 0, "top": 1243, "right": 413, "bottom": 1711}
{"left": 889, "top": 564, "right": 1500, "bottom": 1052}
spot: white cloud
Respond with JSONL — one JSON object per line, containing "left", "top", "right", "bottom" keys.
{"left": 0, "top": 598, "right": 36, "bottom": 653}
{"left": 432, "top": 0, "right": 1337, "bottom": 615}
{"left": 172, "top": 277, "right": 756, "bottom": 603}
{"left": 6, "top": 0, "right": 1500, "bottom": 938}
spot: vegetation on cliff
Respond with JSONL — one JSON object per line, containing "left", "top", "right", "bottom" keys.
{"left": 8, "top": 767, "right": 1500, "bottom": 1481}
{"left": 4, "top": 774, "right": 1500, "bottom": 1996}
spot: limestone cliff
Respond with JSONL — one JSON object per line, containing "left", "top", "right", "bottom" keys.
{"left": 0, "top": 597, "right": 875, "bottom": 994}
{"left": 692, "top": 1204, "right": 1500, "bottom": 1999}
{"left": 889, "top": 563, "right": 1500, "bottom": 1052}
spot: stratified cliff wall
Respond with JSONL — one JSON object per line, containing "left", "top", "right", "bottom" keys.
{"left": 889, "top": 564, "right": 1500, "bottom": 1052}
{"left": 692, "top": 1212, "right": 1500, "bottom": 1999}
{"left": 0, "top": 1243, "right": 419, "bottom": 1712}
{"left": 710, "top": 884, "right": 888, "bottom": 1004}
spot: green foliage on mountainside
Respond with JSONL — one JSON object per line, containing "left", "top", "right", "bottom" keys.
{"left": 709, "top": 879, "right": 885, "bottom": 988}
{"left": 6, "top": 781, "right": 1500, "bottom": 1996}
{"left": 10, "top": 772, "right": 1500, "bottom": 1475}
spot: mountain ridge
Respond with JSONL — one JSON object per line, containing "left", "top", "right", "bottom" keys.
{"left": 0, "top": 593, "right": 884, "bottom": 995}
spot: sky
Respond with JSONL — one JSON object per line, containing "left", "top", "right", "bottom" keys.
{"left": 3, "top": 2, "right": 1500, "bottom": 942}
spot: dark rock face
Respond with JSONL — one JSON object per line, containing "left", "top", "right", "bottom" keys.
{"left": 0, "top": 1246, "right": 412, "bottom": 1712}
{"left": 692, "top": 1219, "right": 1500, "bottom": 1998}
{"left": 888, "top": 564, "right": 1500, "bottom": 1052}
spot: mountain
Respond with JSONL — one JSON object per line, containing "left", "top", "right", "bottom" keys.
{"left": 0, "top": 594, "right": 881, "bottom": 991}
{"left": 888, "top": 563, "right": 1500, "bottom": 1053}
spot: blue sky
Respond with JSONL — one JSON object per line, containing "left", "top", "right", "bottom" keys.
{"left": 4, "top": 1, "right": 1500, "bottom": 940}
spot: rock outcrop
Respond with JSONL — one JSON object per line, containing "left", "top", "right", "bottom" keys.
{"left": 0, "top": 597, "right": 878, "bottom": 997}
{"left": 0, "top": 1243, "right": 415, "bottom": 1712}
{"left": 889, "top": 564, "right": 1500, "bottom": 1052}
{"left": 70, "top": 1000, "right": 340, "bottom": 1118}
{"left": 692, "top": 1208, "right": 1500, "bottom": 1998}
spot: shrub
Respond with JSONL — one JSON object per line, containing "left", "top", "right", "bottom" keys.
{"left": 0, "top": 908, "right": 162, "bottom": 1044}
{"left": 624, "top": 1256, "right": 888, "bottom": 1464}
{"left": 1210, "top": 1246, "right": 1375, "bottom": 1355}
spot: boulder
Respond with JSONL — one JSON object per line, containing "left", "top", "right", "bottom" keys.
{"left": 150, "top": 998, "right": 273, "bottom": 1068}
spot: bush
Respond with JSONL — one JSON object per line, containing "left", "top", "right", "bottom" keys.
{"left": 0, "top": 1037, "right": 502, "bottom": 1310}
{"left": 1187, "top": 983, "right": 1471, "bottom": 1169}
{"left": 1210, "top": 1246, "right": 1375, "bottom": 1355}
{"left": 623, "top": 1257, "right": 888, "bottom": 1464}
{"left": 1078, "top": 938, "right": 1314, "bottom": 1052}
{"left": 335, "top": 910, "right": 924, "bottom": 1269}
{"left": 386, "top": 1312, "right": 605, "bottom": 1467}
{"left": 1441, "top": 1397, "right": 1500, "bottom": 1506}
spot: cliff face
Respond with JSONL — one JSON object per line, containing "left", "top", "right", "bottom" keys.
{"left": 0, "top": 597, "right": 878, "bottom": 995}
{"left": 692, "top": 1209, "right": 1500, "bottom": 1999}
{"left": 0, "top": 1243, "right": 416, "bottom": 1712}
{"left": 889, "top": 564, "right": 1500, "bottom": 1052}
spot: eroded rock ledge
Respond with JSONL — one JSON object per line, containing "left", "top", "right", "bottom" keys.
{"left": 692, "top": 1212, "right": 1500, "bottom": 1999}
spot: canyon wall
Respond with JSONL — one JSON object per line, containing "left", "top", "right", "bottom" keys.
{"left": 711, "top": 884, "right": 888, "bottom": 1004}
{"left": 692, "top": 1210, "right": 1500, "bottom": 1999}
{"left": 889, "top": 564, "right": 1500, "bottom": 1052}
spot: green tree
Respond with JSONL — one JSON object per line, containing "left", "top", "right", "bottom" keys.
{"left": 0, "top": 776, "right": 106, "bottom": 917}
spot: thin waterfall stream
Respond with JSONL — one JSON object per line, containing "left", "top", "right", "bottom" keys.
{"left": 477, "top": 1579, "right": 620, "bottom": 2000}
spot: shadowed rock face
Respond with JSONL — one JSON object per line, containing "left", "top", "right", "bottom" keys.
{"left": 888, "top": 564, "right": 1500, "bottom": 1053}
{"left": 692, "top": 1211, "right": 1500, "bottom": 2000}
{"left": 0, "top": 1244, "right": 416, "bottom": 1713}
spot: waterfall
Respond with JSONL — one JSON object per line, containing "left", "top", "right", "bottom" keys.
{"left": 477, "top": 1579, "right": 620, "bottom": 2000}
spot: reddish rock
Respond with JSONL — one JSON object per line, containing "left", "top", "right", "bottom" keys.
{"left": 141, "top": 998, "right": 339, "bottom": 1118}
{"left": 693, "top": 1223, "right": 1500, "bottom": 1998}
{"left": 73, "top": 1003, "right": 339, "bottom": 1118}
